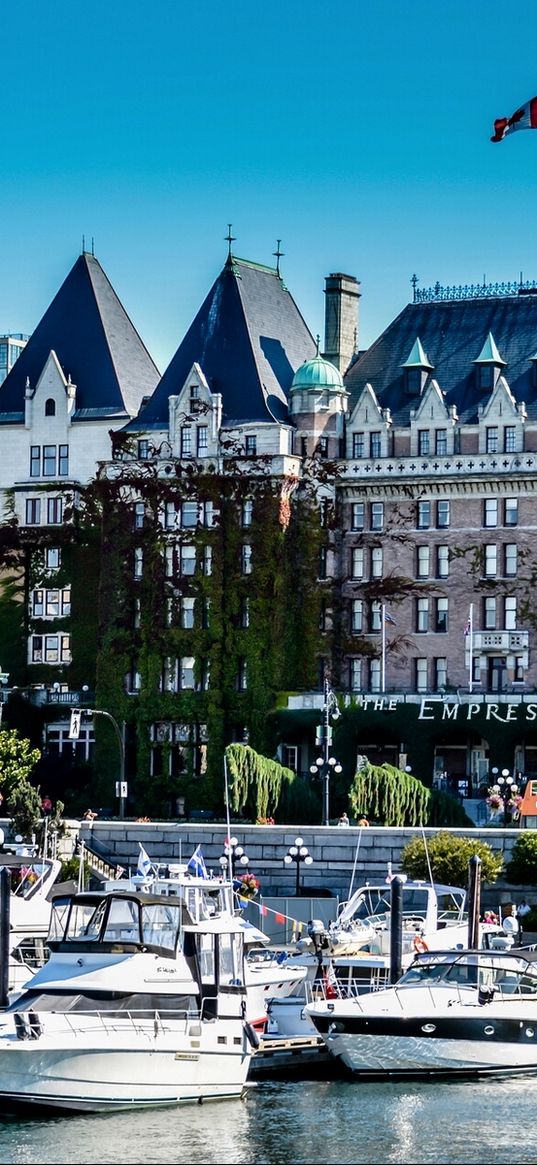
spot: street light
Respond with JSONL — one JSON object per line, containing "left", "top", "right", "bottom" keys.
{"left": 86, "top": 708, "right": 126, "bottom": 819}
{"left": 309, "top": 678, "right": 343, "bottom": 826}
{"left": 219, "top": 836, "right": 249, "bottom": 879}
{"left": 284, "top": 836, "right": 314, "bottom": 896}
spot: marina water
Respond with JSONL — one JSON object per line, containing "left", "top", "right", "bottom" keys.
{"left": 1, "top": 1076, "right": 537, "bottom": 1164}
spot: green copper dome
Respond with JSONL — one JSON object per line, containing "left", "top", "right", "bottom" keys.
{"left": 291, "top": 354, "right": 345, "bottom": 392}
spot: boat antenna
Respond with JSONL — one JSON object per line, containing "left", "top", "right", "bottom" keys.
{"left": 223, "top": 754, "right": 234, "bottom": 888}
{"left": 421, "top": 826, "right": 435, "bottom": 887}
{"left": 346, "top": 829, "right": 363, "bottom": 900}
{"left": 77, "top": 839, "right": 85, "bottom": 892}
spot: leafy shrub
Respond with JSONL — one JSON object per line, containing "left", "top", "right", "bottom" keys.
{"left": 401, "top": 832, "right": 503, "bottom": 887}
{"left": 505, "top": 833, "right": 537, "bottom": 885}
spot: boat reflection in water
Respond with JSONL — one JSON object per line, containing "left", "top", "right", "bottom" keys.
{"left": 0, "top": 874, "right": 258, "bottom": 1113}
{"left": 306, "top": 947, "right": 537, "bottom": 1079}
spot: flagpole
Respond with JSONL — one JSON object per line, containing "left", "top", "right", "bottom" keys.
{"left": 223, "top": 755, "right": 234, "bottom": 888}
{"left": 381, "top": 604, "right": 386, "bottom": 693}
{"left": 468, "top": 602, "right": 474, "bottom": 693}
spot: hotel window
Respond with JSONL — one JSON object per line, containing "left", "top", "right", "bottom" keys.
{"left": 504, "top": 426, "right": 517, "bottom": 453}
{"left": 435, "top": 429, "right": 447, "bottom": 455}
{"left": 320, "top": 500, "right": 329, "bottom": 528}
{"left": 203, "top": 598, "right": 211, "bottom": 629}
{"left": 30, "top": 634, "right": 70, "bottom": 664}
{"left": 197, "top": 426, "right": 208, "bottom": 456}
{"left": 45, "top": 398, "right": 55, "bottom": 416}
{"left": 479, "top": 365, "right": 494, "bottom": 390}
{"left": 417, "top": 597, "right": 429, "bottom": 633}
{"left": 180, "top": 544, "right": 196, "bottom": 576}
{"left": 484, "top": 544, "right": 497, "bottom": 577}
{"left": 371, "top": 547, "right": 383, "bottom": 578}
{"left": 58, "top": 445, "right": 69, "bottom": 476}
{"left": 351, "top": 502, "right": 365, "bottom": 531}
{"left": 25, "top": 498, "right": 41, "bottom": 525}
{"left": 352, "top": 432, "right": 365, "bottom": 458}
{"left": 164, "top": 503, "right": 179, "bottom": 529}
{"left": 237, "top": 659, "right": 248, "bottom": 690}
{"left": 370, "top": 502, "right": 384, "bottom": 531}
{"left": 370, "top": 601, "right": 382, "bottom": 632}
{"left": 370, "top": 432, "right": 381, "bottom": 458}
{"left": 434, "top": 657, "right": 448, "bottom": 691}
{"left": 417, "top": 546, "right": 430, "bottom": 578}
{"left": 515, "top": 655, "right": 525, "bottom": 682}
{"left": 415, "top": 657, "right": 428, "bottom": 693}
{"left": 46, "top": 547, "right": 60, "bottom": 570}
{"left": 43, "top": 445, "right": 56, "bottom": 476}
{"left": 47, "top": 497, "right": 63, "bottom": 525}
{"left": 203, "top": 545, "right": 212, "bottom": 576}
{"left": 181, "top": 501, "right": 198, "bottom": 529}
{"left": 486, "top": 427, "right": 498, "bottom": 453}
{"left": 180, "top": 657, "right": 195, "bottom": 689}
{"left": 245, "top": 435, "right": 257, "bottom": 456}
{"left": 45, "top": 590, "right": 60, "bottom": 618}
{"left": 437, "top": 545, "right": 449, "bottom": 579}
{"left": 201, "top": 501, "right": 213, "bottom": 527}
{"left": 505, "top": 543, "right": 517, "bottom": 577}
{"left": 435, "top": 597, "right": 448, "bottom": 633}
{"left": 135, "top": 597, "right": 141, "bottom": 629}
{"left": 134, "top": 502, "right": 145, "bottom": 529}
{"left": 134, "top": 547, "right": 143, "bottom": 578}
{"left": 351, "top": 547, "right": 364, "bottom": 579}
{"left": 240, "top": 597, "right": 249, "bottom": 628}
{"left": 318, "top": 546, "right": 327, "bottom": 579}
{"left": 437, "top": 500, "right": 450, "bottom": 528}
{"left": 180, "top": 596, "right": 195, "bottom": 629}
{"left": 369, "top": 658, "right": 381, "bottom": 693}
{"left": 484, "top": 499, "right": 498, "bottom": 528}
{"left": 180, "top": 427, "right": 192, "bottom": 457}
{"left": 32, "top": 590, "right": 44, "bottom": 617}
{"left": 417, "top": 500, "right": 431, "bottom": 529}
{"left": 505, "top": 497, "right": 518, "bottom": 526}
{"left": 418, "top": 430, "right": 430, "bottom": 456}
{"left": 350, "top": 658, "right": 362, "bottom": 691}
{"left": 505, "top": 596, "right": 517, "bottom": 630}
{"left": 317, "top": 436, "right": 328, "bottom": 458}
{"left": 319, "top": 600, "right": 327, "bottom": 631}
{"left": 351, "top": 599, "right": 363, "bottom": 633}
{"left": 138, "top": 439, "right": 150, "bottom": 460}
{"left": 242, "top": 544, "right": 252, "bottom": 574}
{"left": 484, "top": 596, "right": 496, "bottom": 630}
{"left": 30, "top": 446, "right": 40, "bottom": 477}
{"left": 242, "top": 499, "right": 253, "bottom": 527}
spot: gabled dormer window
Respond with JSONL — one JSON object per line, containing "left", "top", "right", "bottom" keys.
{"left": 402, "top": 337, "right": 433, "bottom": 395}
{"left": 45, "top": 398, "right": 56, "bottom": 416}
{"left": 473, "top": 332, "right": 506, "bottom": 391}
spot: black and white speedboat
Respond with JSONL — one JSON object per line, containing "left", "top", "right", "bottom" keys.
{"left": 306, "top": 947, "right": 537, "bottom": 1079}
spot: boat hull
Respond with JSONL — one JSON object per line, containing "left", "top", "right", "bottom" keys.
{"left": 0, "top": 1022, "right": 251, "bottom": 1112}
{"left": 313, "top": 1011, "right": 537, "bottom": 1080}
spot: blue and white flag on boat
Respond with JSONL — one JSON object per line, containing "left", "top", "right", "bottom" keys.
{"left": 187, "top": 845, "right": 208, "bottom": 878}
{"left": 137, "top": 843, "right": 153, "bottom": 878}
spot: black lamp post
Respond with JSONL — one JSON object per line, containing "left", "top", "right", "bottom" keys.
{"left": 219, "top": 836, "right": 249, "bottom": 879}
{"left": 310, "top": 679, "right": 343, "bottom": 826}
{"left": 284, "top": 836, "right": 313, "bottom": 896}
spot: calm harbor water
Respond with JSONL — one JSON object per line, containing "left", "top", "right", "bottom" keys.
{"left": 1, "top": 1075, "right": 537, "bottom": 1165}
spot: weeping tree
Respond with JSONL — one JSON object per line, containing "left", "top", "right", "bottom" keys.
{"left": 348, "top": 761, "right": 473, "bottom": 828}
{"left": 225, "top": 743, "right": 320, "bottom": 823}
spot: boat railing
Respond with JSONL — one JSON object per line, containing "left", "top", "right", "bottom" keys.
{"left": 14, "top": 1005, "right": 213, "bottom": 1040}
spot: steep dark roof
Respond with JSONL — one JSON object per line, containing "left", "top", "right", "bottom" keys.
{"left": 0, "top": 253, "right": 160, "bottom": 420}
{"left": 345, "top": 293, "right": 537, "bottom": 423}
{"left": 134, "top": 256, "right": 316, "bottom": 428}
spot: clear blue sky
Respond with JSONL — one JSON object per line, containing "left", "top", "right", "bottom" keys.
{"left": 2, "top": 0, "right": 537, "bottom": 372}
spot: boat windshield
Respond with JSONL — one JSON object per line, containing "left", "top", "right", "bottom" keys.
{"left": 400, "top": 952, "right": 537, "bottom": 995}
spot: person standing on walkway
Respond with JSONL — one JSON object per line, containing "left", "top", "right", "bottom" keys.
{"left": 518, "top": 899, "right": 531, "bottom": 945}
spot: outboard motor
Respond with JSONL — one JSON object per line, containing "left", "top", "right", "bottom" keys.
{"left": 307, "top": 919, "right": 330, "bottom": 954}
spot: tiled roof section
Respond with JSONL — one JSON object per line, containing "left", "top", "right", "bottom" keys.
{"left": 135, "top": 257, "right": 317, "bottom": 427}
{"left": 345, "top": 294, "right": 537, "bottom": 423}
{"left": 0, "top": 253, "right": 160, "bottom": 419}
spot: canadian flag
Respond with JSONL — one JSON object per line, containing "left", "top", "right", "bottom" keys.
{"left": 491, "top": 96, "right": 537, "bottom": 142}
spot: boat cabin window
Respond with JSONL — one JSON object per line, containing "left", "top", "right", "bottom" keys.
{"left": 198, "top": 933, "right": 216, "bottom": 983}
{"left": 218, "top": 933, "right": 243, "bottom": 985}
{"left": 66, "top": 899, "right": 110, "bottom": 942}
{"left": 48, "top": 897, "right": 72, "bottom": 941}
{"left": 102, "top": 898, "right": 141, "bottom": 943}
{"left": 141, "top": 903, "right": 181, "bottom": 952}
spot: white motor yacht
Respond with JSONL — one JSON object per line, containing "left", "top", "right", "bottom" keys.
{"left": 305, "top": 947, "right": 537, "bottom": 1080}
{"left": 0, "top": 880, "right": 257, "bottom": 1112}
{"left": 3, "top": 852, "right": 62, "bottom": 997}
{"left": 266, "top": 876, "right": 504, "bottom": 1038}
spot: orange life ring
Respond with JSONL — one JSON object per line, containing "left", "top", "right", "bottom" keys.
{"left": 413, "top": 936, "right": 429, "bottom": 954}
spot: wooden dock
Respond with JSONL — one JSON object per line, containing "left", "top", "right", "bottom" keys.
{"left": 249, "top": 1034, "right": 341, "bottom": 1079}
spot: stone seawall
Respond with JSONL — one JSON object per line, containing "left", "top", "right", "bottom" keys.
{"left": 77, "top": 821, "right": 529, "bottom": 910}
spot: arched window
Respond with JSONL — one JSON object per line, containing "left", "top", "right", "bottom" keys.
{"left": 45, "top": 398, "right": 56, "bottom": 416}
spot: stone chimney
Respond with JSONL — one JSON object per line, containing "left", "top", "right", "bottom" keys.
{"left": 323, "top": 273, "right": 360, "bottom": 374}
